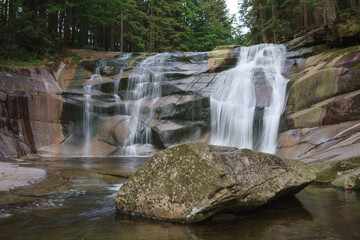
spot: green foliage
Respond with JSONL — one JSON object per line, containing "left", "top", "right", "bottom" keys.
{"left": 0, "top": 59, "right": 42, "bottom": 67}
{"left": 0, "top": 0, "right": 236, "bottom": 60}
{"left": 71, "top": 55, "right": 83, "bottom": 63}
{"left": 186, "top": 0, "right": 236, "bottom": 51}
{"left": 239, "top": 0, "right": 360, "bottom": 45}
{"left": 338, "top": 16, "right": 360, "bottom": 38}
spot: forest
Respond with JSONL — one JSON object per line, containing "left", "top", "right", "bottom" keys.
{"left": 0, "top": 0, "right": 359, "bottom": 62}
{"left": 0, "top": 0, "right": 236, "bottom": 60}
{"left": 239, "top": 0, "right": 360, "bottom": 46}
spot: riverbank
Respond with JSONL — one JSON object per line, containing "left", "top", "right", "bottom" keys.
{"left": 0, "top": 156, "right": 46, "bottom": 192}
{"left": 0, "top": 156, "right": 359, "bottom": 239}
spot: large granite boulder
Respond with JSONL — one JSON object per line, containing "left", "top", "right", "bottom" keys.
{"left": 115, "top": 142, "right": 315, "bottom": 223}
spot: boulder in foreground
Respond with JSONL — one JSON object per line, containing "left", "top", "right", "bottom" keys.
{"left": 115, "top": 142, "right": 315, "bottom": 223}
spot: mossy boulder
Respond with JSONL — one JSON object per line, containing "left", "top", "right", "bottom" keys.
{"left": 310, "top": 157, "right": 360, "bottom": 190}
{"left": 115, "top": 142, "right": 315, "bottom": 223}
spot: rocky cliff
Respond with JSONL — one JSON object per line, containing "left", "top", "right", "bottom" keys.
{"left": 277, "top": 31, "right": 360, "bottom": 189}
{"left": 1, "top": 40, "right": 360, "bottom": 169}
{"left": 0, "top": 47, "right": 239, "bottom": 157}
{"left": 0, "top": 63, "right": 66, "bottom": 157}
{"left": 278, "top": 43, "right": 360, "bottom": 163}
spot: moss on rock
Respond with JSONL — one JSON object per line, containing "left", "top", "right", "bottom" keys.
{"left": 310, "top": 157, "right": 360, "bottom": 190}
{"left": 115, "top": 142, "right": 315, "bottom": 223}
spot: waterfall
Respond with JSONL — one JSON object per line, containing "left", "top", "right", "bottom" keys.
{"left": 121, "top": 53, "right": 171, "bottom": 155}
{"left": 210, "top": 44, "right": 288, "bottom": 154}
{"left": 82, "top": 61, "right": 105, "bottom": 156}
{"left": 82, "top": 54, "right": 132, "bottom": 157}
{"left": 258, "top": 46, "right": 288, "bottom": 153}
{"left": 113, "top": 53, "right": 132, "bottom": 114}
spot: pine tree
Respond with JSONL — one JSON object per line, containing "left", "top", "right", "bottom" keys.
{"left": 0, "top": 0, "right": 237, "bottom": 58}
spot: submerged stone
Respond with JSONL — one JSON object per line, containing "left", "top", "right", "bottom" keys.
{"left": 115, "top": 142, "right": 315, "bottom": 223}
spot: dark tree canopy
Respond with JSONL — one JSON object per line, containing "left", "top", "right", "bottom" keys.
{"left": 238, "top": 0, "right": 360, "bottom": 46}
{"left": 0, "top": 0, "right": 237, "bottom": 59}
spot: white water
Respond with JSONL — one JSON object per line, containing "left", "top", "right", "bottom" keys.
{"left": 83, "top": 54, "right": 132, "bottom": 156}
{"left": 113, "top": 53, "right": 132, "bottom": 114}
{"left": 210, "top": 44, "right": 288, "bottom": 154}
{"left": 121, "top": 53, "right": 171, "bottom": 155}
{"left": 258, "top": 46, "right": 288, "bottom": 153}
{"left": 83, "top": 61, "right": 105, "bottom": 156}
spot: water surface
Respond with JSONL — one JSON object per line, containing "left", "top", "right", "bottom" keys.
{"left": 1, "top": 157, "right": 360, "bottom": 240}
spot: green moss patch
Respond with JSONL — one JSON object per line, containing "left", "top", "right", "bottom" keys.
{"left": 310, "top": 157, "right": 360, "bottom": 185}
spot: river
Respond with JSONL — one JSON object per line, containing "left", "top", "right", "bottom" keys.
{"left": 0, "top": 157, "right": 359, "bottom": 240}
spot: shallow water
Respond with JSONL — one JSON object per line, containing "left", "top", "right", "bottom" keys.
{"left": 1, "top": 158, "right": 360, "bottom": 240}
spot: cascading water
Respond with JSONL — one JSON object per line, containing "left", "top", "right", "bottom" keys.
{"left": 82, "top": 54, "right": 132, "bottom": 157}
{"left": 121, "top": 53, "right": 171, "bottom": 155}
{"left": 82, "top": 61, "right": 105, "bottom": 156}
{"left": 210, "top": 44, "right": 288, "bottom": 154}
{"left": 113, "top": 53, "right": 132, "bottom": 114}
{"left": 258, "top": 46, "right": 288, "bottom": 153}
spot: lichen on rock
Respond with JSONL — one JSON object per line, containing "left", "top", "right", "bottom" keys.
{"left": 115, "top": 142, "right": 315, "bottom": 223}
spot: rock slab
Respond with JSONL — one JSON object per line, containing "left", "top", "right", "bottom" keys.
{"left": 115, "top": 142, "right": 315, "bottom": 223}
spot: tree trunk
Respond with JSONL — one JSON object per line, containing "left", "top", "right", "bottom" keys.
{"left": 259, "top": 2, "right": 268, "bottom": 43}
{"left": 71, "top": 16, "right": 76, "bottom": 45}
{"left": 272, "top": 2, "right": 277, "bottom": 43}
{"left": 102, "top": 25, "right": 107, "bottom": 50}
{"left": 93, "top": 25, "right": 98, "bottom": 47}
{"left": 85, "top": 28, "right": 88, "bottom": 45}
{"left": 314, "top": 8, "right": 323, "bottom": 26}
{"left": 350, "top": 0, "right": 357, "bottom": 9}
{"left": 149, "top": 6, "right": 154, "bottom": 51}
{"left": 79, "top": 23, "right": 84, "bottom": 46}
{"left": 48, "top": 9, "right": 58, "bottom": 35}
{"left": 324, "top": 2, "right": 337, "bottom": 30}
{"left": 38, "top": 2, "right": 46, "bottom": 33}
{"left": 2, "top": 0, "right": 8, "bottom": 25}
{"left": 296, "top": 15, "right": 301, "bottom": 30}
{"left": 110, "top": 23, "right": 114, "bottom": 51}
{"left": 120, "top": 11, "right": 124, "bottom": 52}
{"left": 8, "top": 0, "right": 15, "bottom": 26}
{"left": 64, "top": 10, "right": 70, "bottom": 44}
{"left": 304, "top": 5, "right": 309, "bottom": 28}
{"left": 58, "top": 11, "right": 64, "bottom": 38}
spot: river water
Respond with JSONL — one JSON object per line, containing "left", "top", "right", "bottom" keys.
{"left": 0, "top": 157, "right": 360, "bottom": 240}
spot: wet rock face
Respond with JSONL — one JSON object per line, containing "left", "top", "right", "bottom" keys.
{"left": 284, "top": 46, "right": 360, "bottom": 120}
{"left": 278, "top": 44, "right": 360, "bottom": 178}
{"left": 207, "top": 46, "right": 239, "bottom": 73}
{"left": 0, "top": 65, "right": 67, "bottom": 157}
{"left": 53, "top": 51, "right": 215, "bottom": 156}
{"left": 115, "top": 142, "right": 315, "bottom": 223}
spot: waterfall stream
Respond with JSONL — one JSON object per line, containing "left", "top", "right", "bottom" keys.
{"left": 80, "top": 46, "right": 287, "bottom": 157}
{"left": 82, "top": 61, "right": 105, "bottom": 156}
{"left": 114, "top": 53, "right": 132, "bottom": 114}
{"left": 82, "top": 54, "right": 132, "bottom": 157}
{"left": 210, "top": 44, "right": 288, "bottom": 154}
{"left": 121, "top": 53, "right": 171, "bottom": 155}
